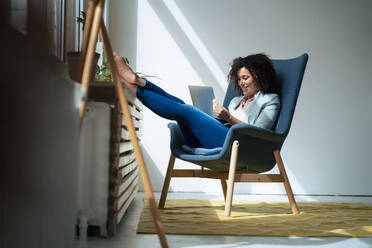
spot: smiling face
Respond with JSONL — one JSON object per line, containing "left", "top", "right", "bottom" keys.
{"left": 237, "top": 67, "right": 259, "bottom": 99}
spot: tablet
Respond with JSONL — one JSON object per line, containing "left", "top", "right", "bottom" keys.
{"left": 188, "top": 85, "right": 216, "bottom": 118}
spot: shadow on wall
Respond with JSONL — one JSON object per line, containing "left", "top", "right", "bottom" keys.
{"left": 138, "top": 144, "right": 169, "bottom": 192}
{"left": 146, "top": 0, "right": 226, "bottom": 100}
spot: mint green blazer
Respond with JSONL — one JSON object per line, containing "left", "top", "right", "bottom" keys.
{"left": 228, "top": 91, "right": 280, "bottom": 130}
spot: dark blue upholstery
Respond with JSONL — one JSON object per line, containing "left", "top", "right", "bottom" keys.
{"left": 168, "top": 54, "right": 309, "bottom": 173}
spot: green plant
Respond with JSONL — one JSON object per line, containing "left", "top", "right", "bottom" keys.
{"left": 95, "top": 56, "right": 160, "bottom": 82}
{"left": 94, "top": 60, "right": 114, "bottom": 81}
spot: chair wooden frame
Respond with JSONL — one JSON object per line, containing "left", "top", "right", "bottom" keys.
{"left": 159, "top": 140, "right": 299, "bottom": 216}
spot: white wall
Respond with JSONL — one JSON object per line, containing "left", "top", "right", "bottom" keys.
{"left": 110, "top": 0, "right": 372, "bottom": 195}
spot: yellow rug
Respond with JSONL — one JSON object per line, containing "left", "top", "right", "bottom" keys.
{"left": 137, "top": 199, "right": 372, "bottom": 237}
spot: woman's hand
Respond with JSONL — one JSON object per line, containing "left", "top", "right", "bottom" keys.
{"left": 213, "top": 99, "right": 231, "bottom": 121}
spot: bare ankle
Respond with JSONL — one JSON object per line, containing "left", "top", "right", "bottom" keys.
{"left": 137, "top": 77, "right": 146, "bottom": 87}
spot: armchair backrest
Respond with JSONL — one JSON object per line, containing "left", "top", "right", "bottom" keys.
{"left": 222, "top": 54, "right": 309, "bottom": 136}
{"left": 272, "top": 54, "right": 308, "bottom": 135}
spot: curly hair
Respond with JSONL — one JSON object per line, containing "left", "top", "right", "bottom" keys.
{"left": 228, "top": 53, "right": 280, "bottom": 95}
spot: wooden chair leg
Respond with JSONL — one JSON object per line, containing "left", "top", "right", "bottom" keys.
{"left": 159, "top": 154, "right": 176, "bottom": 208}
{"left": 220, "top": 179, "right": 227, "bottom": 202}
{"left": 79, "top": 0, "right": 105, "bottom": 130}
{"left": 100, "top": 23, "right": 168, "bottom": 247}
{"left": 224, "top": 141, "right": 239, "bottom": 216}
{"left": 273, "top": 150, "right": 300, "bottom": 214}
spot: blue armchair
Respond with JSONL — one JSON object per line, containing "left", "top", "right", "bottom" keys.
{"left": 159, "top": 54, "right": 309, "bottom": 216}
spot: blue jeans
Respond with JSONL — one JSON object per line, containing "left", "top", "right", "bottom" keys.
{"left": 136, "top": 80, "right": 229, "bottom": 148}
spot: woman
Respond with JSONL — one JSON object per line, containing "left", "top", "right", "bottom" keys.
{"left": 113, "top": 53, "right": 280, "bottom": 150}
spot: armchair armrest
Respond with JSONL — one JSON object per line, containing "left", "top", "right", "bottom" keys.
{"left": 227, "top": 124, "right": 285, "bottom": 143}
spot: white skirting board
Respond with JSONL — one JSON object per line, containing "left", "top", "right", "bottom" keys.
{"left": 77, "top": 102, "right": 111, "bottom": 238}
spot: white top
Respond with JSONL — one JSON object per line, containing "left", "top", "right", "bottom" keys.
{"left": 229, "top": 99, "right": 253, "bottom": 122}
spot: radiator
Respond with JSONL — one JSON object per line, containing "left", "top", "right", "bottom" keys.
{"left": 78, "top": 102, "right": 111, "bottom": 238}
{"left": 77, "top": 92, "right": 143, "bottom": 238}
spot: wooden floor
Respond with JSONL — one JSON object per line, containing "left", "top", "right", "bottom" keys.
{"left": 75, "top": 192, "right": 372, "bottom": 248}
